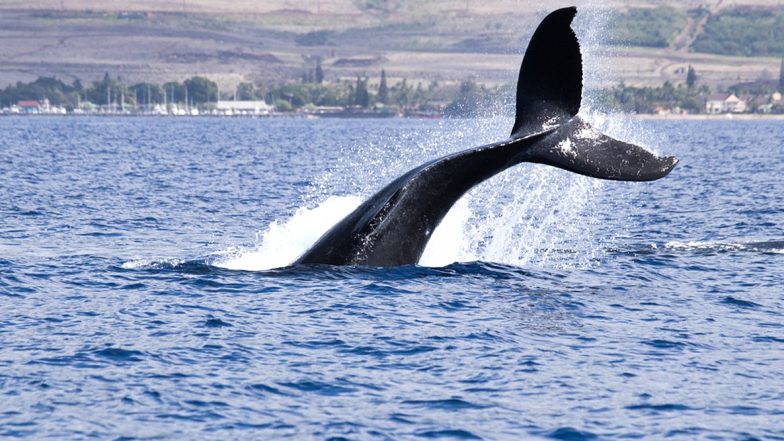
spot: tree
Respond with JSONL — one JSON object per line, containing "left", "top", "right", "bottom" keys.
{"left": 0, "top": 76, "right": 79, "bottom": 107}
{"left": 236, "top": 82, "right": 256, "bottom": 100}
{"left": 444, "top": 79, "right": 485, "bottom": 117}
{"left": 392, "top": 78, "right": 411, "bottom": 108}
{"left": 353, "top": 76, "right": 370, "bottom": 108}
{"left": 779, "top": 58, "right": 784, "bottom": 91}
{"left": 265, "top": 84, "right": 309, "bottom": 108}
{"left": 377, "top": 69, "right": 388, "bottom": 104}
{"left": 130, "top": 83, "right": 163, "bottom": 106}
{"left": 315, "top": 57, "right": 324, "bottom": 84}
{"left": 84, "top": 73, "right": 126, "bottom": 107}
{"left": 162, "top": 81, "right": 186, "bottom": 104}
{"left": 184, "top": 76, "right": 218, "bottom": 104}
{"left": 686, "top": 65, "right": 697, "bottom": 89}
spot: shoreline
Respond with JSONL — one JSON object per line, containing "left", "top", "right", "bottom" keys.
{"left": 3, "top": 112, "right": 784, "bottom": 121}
{"left": 630, "top": 113, "right": 784, "bottom": 121}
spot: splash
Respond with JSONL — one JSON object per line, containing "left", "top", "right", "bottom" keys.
{"left": 217, "top": 118, "right": 625, "bottom": 271}
{"left": 215, "top": 196, "right": 361, "bottom": 271}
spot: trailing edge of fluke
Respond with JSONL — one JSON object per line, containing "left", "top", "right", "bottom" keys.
{"left": 294, "top": 6, "right": 678, "bottom": 267}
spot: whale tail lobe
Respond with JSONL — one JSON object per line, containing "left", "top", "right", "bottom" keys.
{"left": 512, "top": 7, "right": 677, "bottom": 181}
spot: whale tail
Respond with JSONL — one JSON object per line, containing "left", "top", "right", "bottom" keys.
{"left": 512, "top": 7, "right": 677, "bottom": 181}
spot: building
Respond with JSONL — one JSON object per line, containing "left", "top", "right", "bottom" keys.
{"left": 215, "top": 100, "right": 272, "bottom": 116}
{"left": 705, "top": 93, "right": 747, "bottom": 114}
{"left": 17, "top": 100, "right": 42, "bottom": 114}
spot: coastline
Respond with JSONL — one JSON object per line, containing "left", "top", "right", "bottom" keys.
{"left": 630, "top": 113, "right": 784, "bottom": 121}
{"left": 3, "top": 112, "right": 784, "bottom": 121}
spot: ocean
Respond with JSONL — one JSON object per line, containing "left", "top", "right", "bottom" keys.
{"left": 1, "top": 116, "right": 782, "bottom": 439}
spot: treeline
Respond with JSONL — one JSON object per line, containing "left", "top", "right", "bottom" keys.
{"left": 260, "top": 71, "right": 453, "bottom": 113}
{"left": 0, "top": 74, "right": 219, "bottom": 108}
{"left": 0, "top": 69, "right": 479, "bottom": 114}
{"left": 692, "top": 7, "right": 784, "bottom": 57}
{"left": 5, "top": 63, "right": 781, "bottom": 116}
{"left": 593, "top": 82, "right": 709, "bottom": 114}
{"left": 220, "top": 74, "right": 513, "bottom": 116}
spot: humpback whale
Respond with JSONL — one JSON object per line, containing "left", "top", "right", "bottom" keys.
{"left": 295, "top": 7, "right": 678, "bottom": 267}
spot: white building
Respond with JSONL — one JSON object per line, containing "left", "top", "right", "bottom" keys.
{"left": 215, "top": 100, "right": 272, "bottom": 116}
{"left": 706, "top": 93, "right": 747, "bottom": 114}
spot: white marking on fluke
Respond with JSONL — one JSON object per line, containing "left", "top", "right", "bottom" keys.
{"left": 558, "top": 137, "right": 577, "bottom": 157}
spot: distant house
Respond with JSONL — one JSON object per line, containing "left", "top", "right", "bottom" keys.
{"left": 17, "top": 100, "right": 41, "bottom": 114}
{"left": 747, "top": 95, "right": 771, "bottom": 113}
{"left": 705, "top": 93, "right": 747, "bottom": 114}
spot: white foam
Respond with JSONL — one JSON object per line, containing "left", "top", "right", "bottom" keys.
{"left": 662, "top": 240, "right": 784, "bottom": 253}
{"left": 121, "top": 259, "right": 156, "bottom": 270}
{"left": 420, "top": 197, "right": 474, "bottom": 267}
{"left": 120, "top": 258, "right": 183, "bottom": 270}
{"left": 215, "top": 196, "right": 362, "bottom": 271}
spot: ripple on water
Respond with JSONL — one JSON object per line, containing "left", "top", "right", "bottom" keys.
{"left": 277, "top": 380, "right": 356, "bottom": 396}
{"left": 414, "top": 429, "right": 483, "bottom": 440}
{"left": 402, "top": 398, "right": 488, "bottom": 411}
{"left": 547, "top": 427, "right": 598, "bottom": 440}
{"left": 720, "top": 296, "right": 762, "bottom": 309}
{"left": 204, "top": 317, "right": 232, "bottom": 328}
{"left": 91, "top": 347, "right": 145, "bottom": 363}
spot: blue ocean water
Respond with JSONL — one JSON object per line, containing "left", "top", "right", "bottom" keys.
{"left": 0, "top": 116, "right": 782, "bottom": 440}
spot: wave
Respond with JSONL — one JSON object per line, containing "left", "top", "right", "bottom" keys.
{"left": 663, "top": 240, "right": 784, "bottom": 254}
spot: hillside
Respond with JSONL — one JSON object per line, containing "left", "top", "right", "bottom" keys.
{"left": 1, "top": 0, "right": 783, "bottom": 93}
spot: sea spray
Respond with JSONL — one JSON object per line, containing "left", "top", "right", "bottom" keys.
{"left": 219, "top": 118, "right": 619, "bottom": 270}
{"left": 216, "top": 196, "right": 361, "bottom": 271}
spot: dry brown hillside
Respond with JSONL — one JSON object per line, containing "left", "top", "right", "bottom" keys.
{"left": 1, "top": 0, "right": 783, "bottom": 91}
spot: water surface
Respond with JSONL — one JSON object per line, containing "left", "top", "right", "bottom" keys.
{"left": 1, "top": 116, "right": 782, "bottom": 439}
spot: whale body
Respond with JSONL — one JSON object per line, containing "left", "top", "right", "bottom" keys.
{"left": 295, "top": 7, "right": 678, "bottom": 267}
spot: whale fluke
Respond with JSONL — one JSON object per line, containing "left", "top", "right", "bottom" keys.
{"left": 295, "top": 7, "right": 678, "bottom": 267}
{"left": 512, "top": 6, "right": 582, "bottom": 138}
{"left": 524, "top": 116, "right": 678, "bottom": 182}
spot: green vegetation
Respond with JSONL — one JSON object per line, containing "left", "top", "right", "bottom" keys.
{"left": 354, "top": 0, "right": 402, "bottom": 16}
{"left": 607, "top": 7, "right": 686, "bottom": 48}
{"left": 594, "top": 82, "right": 709, "bottom": 114}
{"left": 443, "top": 80, "right": 510, "bottom": 118}
{"left": 184, "top": 76, "right": 218, "bottom": 103}
{"left": 0, "top": 77, "right": 81, "bottom": 107}
{"left": 295, "top": 30, "right": 333, "bottom": 47}
{"left": 265, "top": 83, "right": 347, "bottom": 108}
{"left": 378, "top": 70, "right": 389, "bottom": 105}
{"left": 4, "top": 62, "right": 781, "bottom": 115}
{"left": 686, "top": 65, "right": 697, "bottom": 89}
{"left": 130, "top": 83, "right": 164, "bottom": 104}
{"left": 315, "top": 58, "right": 324, "bottom": 84}
{"left": 0, "top": 68, "right": 451, "bottom": 113}
{"left": 692, "top": 8, "right": 784, "bottom": 57}
{"left": 780, "top": 59, "right": 784, "bottom": 91}
{"left": 0, "top": 74, "right": 218, "bottom": 108}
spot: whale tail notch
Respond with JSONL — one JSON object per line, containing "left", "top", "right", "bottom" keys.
{"left": 512, "top": 7, "right": 677, "bottom": 181}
